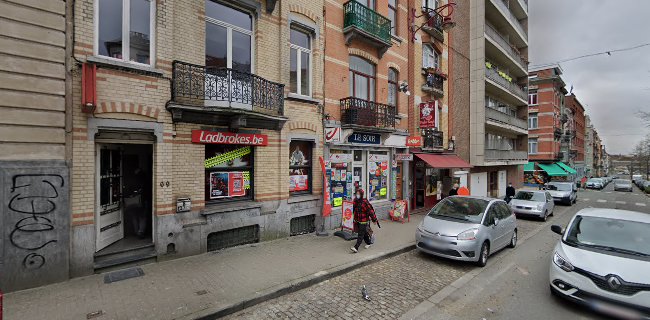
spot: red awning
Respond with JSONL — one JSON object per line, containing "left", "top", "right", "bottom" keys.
{"left": 414, "top": 153, "right": 473, "bottom": 168}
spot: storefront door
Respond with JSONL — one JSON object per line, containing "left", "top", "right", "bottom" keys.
{"left": 96, "top": 145, "right": 124, "bottom": 251}
{"left": 414, "top": 163, "right": 426, "bottom": 208}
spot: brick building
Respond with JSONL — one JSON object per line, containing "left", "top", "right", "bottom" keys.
{"left": 565, "top": 93, "right": 586, "bottom": 177}
{"left": 464, "top": 0, "right": 529, "bottom": 197}
{"left": 62, "top": 0, "right": 326, "bottom": 278}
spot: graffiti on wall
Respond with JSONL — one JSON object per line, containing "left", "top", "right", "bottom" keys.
{"left": 8, "top": 174, "right": 64, "bottom": 270}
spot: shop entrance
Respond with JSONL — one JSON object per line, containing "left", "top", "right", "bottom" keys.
{"left": 95, "top": 143, "right": 153, "bottom": 253}
{"left": 414, "top": 162, "right": 426, "bottom": 208}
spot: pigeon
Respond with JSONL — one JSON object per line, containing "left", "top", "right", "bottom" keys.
{"left": 361, "top": 285, "right": 371, "bottom": 301}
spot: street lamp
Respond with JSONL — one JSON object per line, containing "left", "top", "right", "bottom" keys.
{"left": 410, "top": 2, "right": 457, "bottom": 42}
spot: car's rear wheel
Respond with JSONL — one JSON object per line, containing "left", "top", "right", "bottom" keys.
{"left": 508, "top": 229, "right": 517, "bottom": 248}
{"left": 542, "top": 210, "right": 548, "bottom": 222}
{"left": 476, "top": 242, "right": 489, "bottom": 267}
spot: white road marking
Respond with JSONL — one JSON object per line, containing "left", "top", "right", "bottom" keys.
{"left": 615, "top": 201, "right": 626, "bottom": 205}
{"left": 597, "top": 199, "right": 607, "bottom": 203}
{"left": 582, "top": 198, "right": 590, "bottom": 201}
{"left": 636, "top": 203, "right": 647, "bottom": 207}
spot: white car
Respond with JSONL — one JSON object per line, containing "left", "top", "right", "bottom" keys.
{"left": 550, "top": 208, "right": 650, "bottom": 319}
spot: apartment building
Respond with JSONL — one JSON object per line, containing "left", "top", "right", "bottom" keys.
{"left": 585, "top": 115, "right": 594, "bottom": 176}
{"left": 565, "top": 93, "right": 586, "bottom": 177}
{"left": 0, "top": 0, "right": 71, "bottom": 291}
{"left": 466, "top": 0, "right": 529, "bottom": 197}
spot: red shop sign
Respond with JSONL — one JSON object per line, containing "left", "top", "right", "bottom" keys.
{"left": 419, "top": 101, "right": 437, "bottom": 129}
{"left": 406, "top": 136, "right": 422, "bottom": 147}
{"left": 192, "top": 130, "right": 268, "bottom": 146}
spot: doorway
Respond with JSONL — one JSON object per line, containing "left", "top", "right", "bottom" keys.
{"left": 414, "top": 162, "right": 426, "bottom": 208}
{"left": 96, "top": 143, "right": 153, "bottom": 253}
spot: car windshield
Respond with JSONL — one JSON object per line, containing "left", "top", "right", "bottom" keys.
{"left": 546, "top": 183, "right": 572, "bottom": 191}
{"left": 514, "top": 191, "right": 546, "bottom": 202}
{"left": 428, "top": 197, "right": 489, "bottom": 223}
{"left": 565, "top": 215, "right": 650, "bottom": 257}
{"left": 587, "top": 179, "right": 601, "bottom": 183}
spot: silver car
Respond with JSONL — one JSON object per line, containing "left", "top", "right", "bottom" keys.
{"left": 550, "top": 209, "right": 650, "bottom": 318}
{"left": 416, "top": 196, "right": 517, "bottom": 267}
{"left": 546, "top": 182, "right": 577, "bottom": 205}
{"left": 613, "top": 179, "right": 633, "bottom": 192}
{"left": 586, "top": 178, "right": 604, "bottom": 190}
{"left": 509, "top": 190, "right": 555, "bottom": 221}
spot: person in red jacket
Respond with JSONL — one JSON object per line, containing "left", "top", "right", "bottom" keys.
{"left": 351, "top": 188, "right": 378, "bottom": 253}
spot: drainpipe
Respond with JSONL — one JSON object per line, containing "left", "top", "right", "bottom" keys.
{"left": 65, "top": 0, "right": 74, "bottom": 165}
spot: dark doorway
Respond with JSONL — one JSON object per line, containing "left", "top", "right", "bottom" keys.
{"left": 415, "top": 162, "right": 426, "bottom": 208}
{"left": 121, "top": 144, "right": 153, "bottom": 241}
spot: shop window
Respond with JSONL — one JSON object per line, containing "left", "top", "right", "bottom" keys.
{"left": 368, "top": 152, "right": 389, "bottom": 201}
{"left": 205, "top": 145, "right": 253, "bottom": 202}
{"left": 289, "top": 140, "right": 313, "bottom": 195}
{"left": 330, "top": 150, "right": 353, "bottom": 207}
{"left": 96, "top": 0, "right": 155, "bottom": 65}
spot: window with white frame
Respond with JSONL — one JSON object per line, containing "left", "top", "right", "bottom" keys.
{"left": 290, "top": 27, "right": 312, "bottom": 96}
{"left": 423, "top": 44, "right": 439, "bottom": 69}
{"left": 205, "top": 1, "right": 253, "bottom": 72}
{"left": 387, "top": 68, "right": 398, "bottom": 107}
{"left": 528, "top": 113, "right": 538, "bottom": 129}
{"left": 528, "top": 138, "right": 538, "bottom": 154}
{"left": 528, "top": 90, "right": 538, "bottom": 105}
{"left": 97, "top": 0, "right": 155, "bottom": 65}
{"left": 485, "top": 133, "right": 515, "bottom": 151}
{"left": 388, "top": 0, "right": 397, "bottom": 36}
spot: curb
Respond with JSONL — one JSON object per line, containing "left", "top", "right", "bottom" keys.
{"left": 189, "top": 243, "right": 417, "bottom": 320}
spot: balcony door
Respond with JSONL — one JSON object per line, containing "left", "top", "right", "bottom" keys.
{"left": 205, "top": 1, "right": 253, "bottom": 110}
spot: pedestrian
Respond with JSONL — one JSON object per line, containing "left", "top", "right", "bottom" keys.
{"left": 351, "top": 189, "right": 378, "bottom": 253}
{"left": 505, "top": 182, "right": 516, "bottom": 203}
{"left": 449, "top": 183, "right": 459, "bottom": 196}
{"left": 581, "top": 176, "right": 587, "bottom": 190}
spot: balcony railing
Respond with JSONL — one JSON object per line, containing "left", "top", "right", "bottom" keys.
{"left": 485, "top": 67, "right": 527, "bottom": 102}
{"left": 493, "top": 0, "right": 527, "bottom": 41}
{"left": 485, "top": 150, "right": 528, "bottom": 161}
{"left": 485, "top": 23, "right": 526, "bottom": 69}
{"left": 172, "top": 61, "right": 284, "bottom": 116}
{"left": 421, "top": 13, "right": 444, "bottom": 41}
{"left": 422, "top": 129, "right": 444, "bottom": 149}
{"left": 340, "top": 97, "right": 396, "bottom": 129}
{"left": 422, "top": 73, "right": 444, "bottom": 98}
{"left": 343, "top": 1, "right": 391, "bottom": 45}
{"left": 485, "top": 107, "right": 527, "bottom": 131}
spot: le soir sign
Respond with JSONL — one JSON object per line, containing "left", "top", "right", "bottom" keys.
{"left": 347, "top": 133, "right": 381, "bottom": 145}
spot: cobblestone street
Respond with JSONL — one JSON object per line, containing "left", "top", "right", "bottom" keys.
{"left": 226, "top": 217, "right": 550, "bottom": 320}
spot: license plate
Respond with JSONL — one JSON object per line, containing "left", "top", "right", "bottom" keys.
{"left": 427, "top": 238, "right": 445, "bottom": 248}
{"left": 590, "top": 300, "right": 641, "bottom": 319}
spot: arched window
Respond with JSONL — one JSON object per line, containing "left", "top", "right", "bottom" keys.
{"left": 388, "top": 68, "right": 398, "bottom": 107}
{"left": 349, "top": 56, "right": 376, "bottom": 101}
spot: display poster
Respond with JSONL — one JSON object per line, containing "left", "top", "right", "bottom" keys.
{"left": 289, "top": 175, "right": 309, "bottom": 192}
{"left": 330, "top": 162, "right": 350, "bottom": 206}
{"left": 341, "top": 200, "right": 355, "bottom": 231}
{"left": 368, "top": 158, "right": 389, "bottom": 201}
{"left": 419, "top": 101, "right": 436, "bottom": 129}
{"left": 210, "top": 172, "right": 247, "bottom": 199}
{"left": 320, "top": 156, "right": 332, "bottom": 216}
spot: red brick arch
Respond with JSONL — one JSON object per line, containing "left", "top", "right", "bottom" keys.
{"left": 95, "top": 101, "right": 160, "bottom": 119}
{"left": 288, "top": 121, "right": 318, "bottom": 132}
{"left": 289, "top": 4, "right": 319, "bottom": 23}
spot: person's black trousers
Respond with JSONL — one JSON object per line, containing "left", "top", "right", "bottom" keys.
{"left": 354, "top": 223, "right": 372, "bottom": 249}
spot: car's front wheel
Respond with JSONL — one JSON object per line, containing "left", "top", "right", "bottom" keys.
{"left": 476, "top": 242, "right": 490, "bottom": 267}
{"left": 508, "top": 229, "right": 517, "bottom": 248}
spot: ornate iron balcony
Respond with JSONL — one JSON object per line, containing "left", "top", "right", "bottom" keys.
{"left": 340, "top": 97, "right": 396, "bottom": 129}
{"left": 421, "top": 13, "right": 444, "bottom": 41}
{"left": 171, "top": 61, "right": 284, "bottom": 117}
{"left": 343, "top": 0, "right": 392, "bottom": 56}
{"left": 422, "top": 129, "right": 444, "bottom": 149}
{"left": 422, "top": 73, "right": 445, "bottom": 98}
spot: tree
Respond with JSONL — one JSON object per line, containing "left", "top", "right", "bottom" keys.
{"left": 639, "top": 111, "right": 650, "bottom": 127}
{"left": 632, "top": 134, "right": 650, "bottom": 179}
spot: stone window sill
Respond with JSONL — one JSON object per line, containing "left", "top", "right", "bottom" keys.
{"left": 87, "top": 56, "right": 164, "bottom": 76}
{"left": 287, "top": 93, "right": 321, "bottom": 105}
{"left": 288, "top": 194, "right": 321, "bottom": 204}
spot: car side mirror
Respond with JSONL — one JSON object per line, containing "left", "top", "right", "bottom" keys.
{"left": 551, "top": 225, "right": 563, "bottom": 235}
{"left": 493, "top": 218, "right": 500, "bottom": 226}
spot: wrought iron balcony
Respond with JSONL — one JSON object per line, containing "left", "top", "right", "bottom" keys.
{"left": 340, "top": 97, "right": 396, "bottom": 130}
{"left": 485, "top": 67, "right": 527, "bottom": 102}
{"left": 343, "top": 0, "right": 392, "bottom": 57}
{"left": 422, "top": 73, "right": 445, "bottom": 98}
{"left": 422, "top": 129, "right": 444, "bottom": 150}
{"left": 554, "top": 127, "right": 562, "bottom": 140}
{"left": 169, "top": 61, "right": 286, "bottom": 130}
{"left": 421, "top": 13, "right": 445, "bottom": 41}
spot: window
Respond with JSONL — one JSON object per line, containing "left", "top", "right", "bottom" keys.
{"left": 528, "top": 138, "right": 538, "bottom": 154}
{"left": 289, "top": 141, "right": 313, "bottom": 195}
{"left": 205, "top": 145, "right": 253, "bottom": 202}
{"left": 388, "top": 0, "right": 397, "bottom": 36}
{"left": 485, "top": 133, "right": 515, "bottom": 151}
{"left": 96, "top": 0, "right": 155, "bottom": 65}
{"left": 349, "top": 56, "right": 376, "bottom": 101}
{"left": 205, "top": 1, "right": 252, "bottom": 72}
{"left": 368, "top": 151, "right": 389, "bottom": 201}
{"left": 356, "top": 0, "right": 375, "bottom": 9}
{"left": 528, "top": 90, "right": 538, "bottom": 105}
{"left": 423, "top": 45, "right": 440, "bottom": 69}
{"left": 290, "top": 27, "right": 312, "bottom": 96}
{"left": 528, "top": 113, "right": 538, "bottom": 129}
{"left": 387, "top": 68, "right": 398, "bottom": 107}
{"left": 422, "top": 0, "right": 439, "bottom": 10}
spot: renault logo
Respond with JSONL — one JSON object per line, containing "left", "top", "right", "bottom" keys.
{"left": 434, "top": 232, "right": 441, "bottom": 237}
{"left": 607, "top": 275, "right": 622, "bottom": 290}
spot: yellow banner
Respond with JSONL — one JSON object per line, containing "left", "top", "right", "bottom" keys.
{"left": 205, "top": 146, "right": 251, "bottom": 168}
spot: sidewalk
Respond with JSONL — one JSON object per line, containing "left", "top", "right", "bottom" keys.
{"left": 4, "top": 214, "right": 424, "bottom": 320}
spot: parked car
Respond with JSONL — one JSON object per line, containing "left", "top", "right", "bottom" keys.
{"left": 549, "top": 208, "right": 650, "bottom": 319}
{"left": 416, "top": 196, "right": 517, "bottom": 267}
{"left": 634, "top": 178, "right": 645, "bottom": 188}
{"left": 643, "top": 180, "right": 650, "bottom": 191}
{"left": 546, "top": 182, "right": 578, "bottom": 205}
{"left": 613, "top": 179, "right": 633, "bottom": 192}
{"left": 586, "top": 178, "right": 604, "bottom": 190}
{"left": 509, "top": 190, "right": 555, "bottom": 221}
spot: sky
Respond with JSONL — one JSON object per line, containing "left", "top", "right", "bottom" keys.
{"left": 529, "top": 0, "right": 650, "bottom": 155}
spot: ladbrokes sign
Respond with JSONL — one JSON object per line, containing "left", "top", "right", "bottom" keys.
{"left": 191, "top": 130, "right": 268, "bottom": 146}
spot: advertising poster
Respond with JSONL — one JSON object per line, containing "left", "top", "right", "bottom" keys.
{"left": 289, "top": 175, "right": 309, "bottom": 192}
{"left": 229, "top": 172, "right": 245, "bottom": 197}
{"left": 419, "top": 101, "right": 436, "bottom": 128}
{"left": 341, "top": 200, "right": 355, "bottom": 231}
{"left": 319, "top": 156, "right": 332, "bottom": 217}
{"left": 209, "top": 172, "right": 229, "bottom": 199}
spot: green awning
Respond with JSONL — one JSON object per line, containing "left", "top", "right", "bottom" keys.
{"left": 523, "top": 162, "right": 535, "bottom": 172}
{"left": 537, "top": 163, "right": 568, "bottom": 176}
{"left": 556, "top": 162, "right": 577, "bottom": 174}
